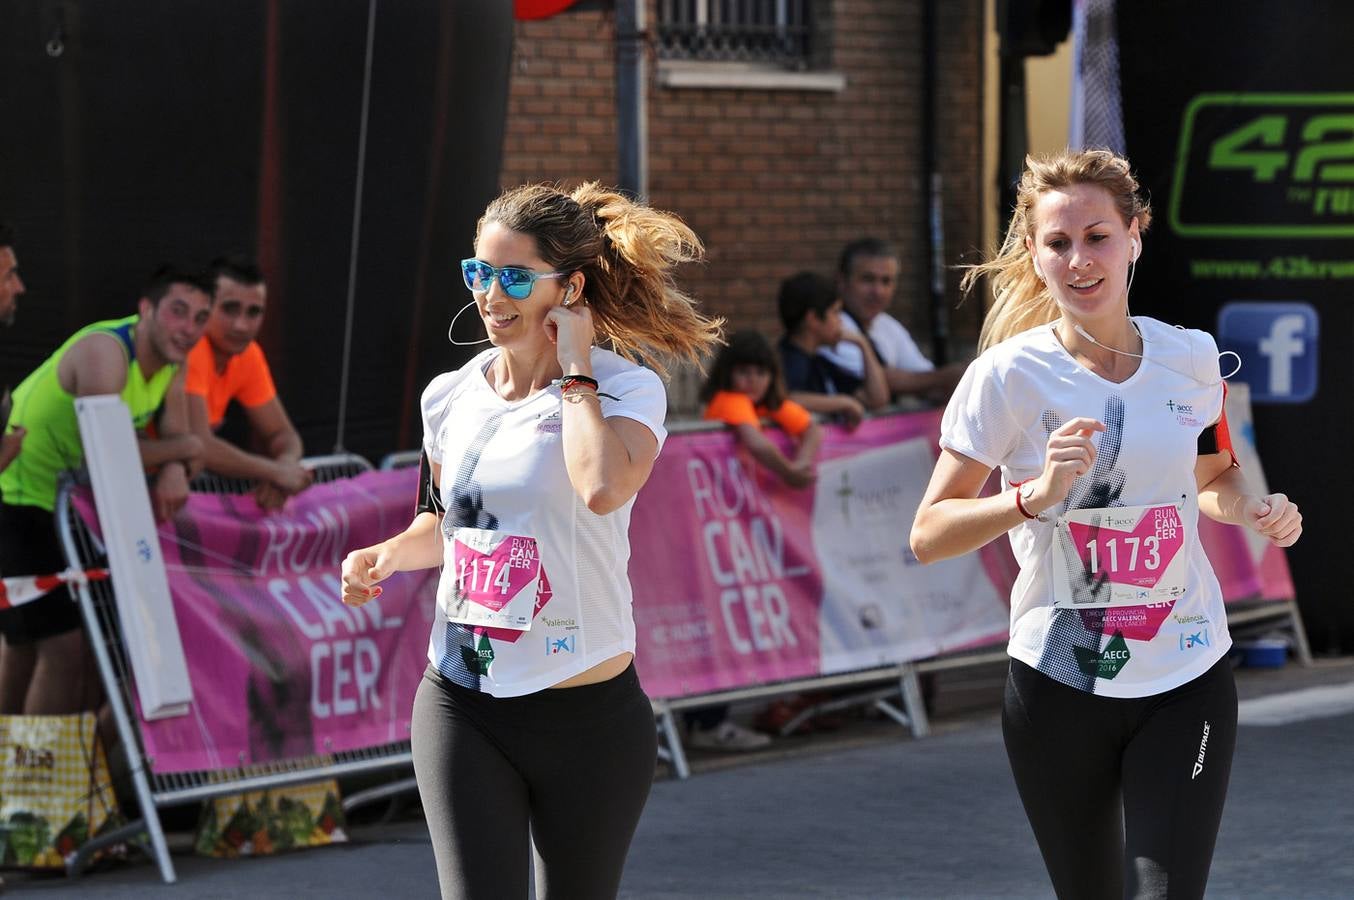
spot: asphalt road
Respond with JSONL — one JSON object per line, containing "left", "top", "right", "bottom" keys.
{"left": 13, "top": 658, "right": 1354, "bottom": 899}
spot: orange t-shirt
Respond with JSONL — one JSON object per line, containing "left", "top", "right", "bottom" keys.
{"left": 702, "top": 390, "right": 813, "bottom": 437}
{"left": 185, "top": 338, "right": 278, "bottom": 429}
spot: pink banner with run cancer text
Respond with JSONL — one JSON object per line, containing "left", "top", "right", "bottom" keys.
{"left": 629, "top": 398, "right": 1295, "bottom": 699}
{"left": 72, "top": 402, "right": 1293, "bottom": 770}
{"left": 75, "top": 471, "right": 438, "bottom": 774}
{"left": 629, "top": 412, "right": 1017, "bottom": 699}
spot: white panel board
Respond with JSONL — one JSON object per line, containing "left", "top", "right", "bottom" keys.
{"left": 75, "top": 394, "right": 191, "bottom": 720}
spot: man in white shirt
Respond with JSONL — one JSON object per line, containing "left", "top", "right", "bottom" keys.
{"left": 819, "top": 237, "right": 965, "bottom": 404}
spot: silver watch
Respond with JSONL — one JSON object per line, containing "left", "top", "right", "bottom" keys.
{"left": 1019, "top": 482, "right": 1050, "bottom": 522}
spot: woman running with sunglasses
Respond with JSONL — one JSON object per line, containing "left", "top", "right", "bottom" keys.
{"left": 910, "top": 150, "right": 1302, "bottom": 900}
{"left": 341, "top": 182, "right": 722, "bottom": 899}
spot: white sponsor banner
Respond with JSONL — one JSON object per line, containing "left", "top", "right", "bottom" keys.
{"left": 812, "top": 437, "right": 1008, "bottom": 674}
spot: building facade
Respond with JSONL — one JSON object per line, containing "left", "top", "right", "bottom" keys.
{"left": 502, "top": 1, "right": 987, "bottom": 409}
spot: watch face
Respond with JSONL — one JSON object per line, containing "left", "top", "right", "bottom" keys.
{"left": 1019, "top": 483, "right": 1046, "bottom": 521}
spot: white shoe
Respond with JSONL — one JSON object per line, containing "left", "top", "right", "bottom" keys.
{"left": 687, "top": 720, "right": 772, "bottom": 751}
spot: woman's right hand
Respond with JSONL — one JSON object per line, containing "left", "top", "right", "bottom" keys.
{"left": 1026, "top": 417, "right": 1105, "bottom": 514}
{"left": 341, "top": 541, "right": 398, "bottom": 607}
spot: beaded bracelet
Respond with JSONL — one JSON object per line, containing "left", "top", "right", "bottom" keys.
{"left": 555, "top": 374, "right": 619, "bottom": 401}
{"left": 559, "top": 374, "right": 599, "bottom": 393}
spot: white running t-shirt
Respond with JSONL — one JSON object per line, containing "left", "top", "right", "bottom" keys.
{"left": 421, "top": 346, "right": 667, "bottom": 697}
{"left": 940, "top": 317, "right": 1231, "bottom": 698}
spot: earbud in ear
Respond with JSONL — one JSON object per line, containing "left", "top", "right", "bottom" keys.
{"left": 563, "top": 284, "right": 576, "bottom": 306}
{"left": 1130, "top": 239, "right": 1139, "bottom": 261}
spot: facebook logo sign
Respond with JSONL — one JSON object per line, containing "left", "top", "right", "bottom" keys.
{"left": 1217, "top": 302, "right": 1319, "bottom": 403}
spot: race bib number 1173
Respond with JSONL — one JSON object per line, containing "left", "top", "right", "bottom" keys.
{"left": 1051, "top": 502, "right": 1190, "bottom": 609}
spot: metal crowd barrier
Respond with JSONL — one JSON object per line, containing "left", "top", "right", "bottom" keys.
{"left": 55, "top": 452, "right": 423, "bottom": 884}
{"left": 651, "top": 597, "right": 1312, "bottom": 781}
{"left": 651, "top": 662, "right": 932, "bottom": 781}
{"left": 375, "top": 433, "right": 933, "bottom": 781}
{"left": 379, "top": 449, "right": 422, "bottom": 470}
{"left": 377, "top": 425, "right": 936, "bottom": 777}
{"left": 646, "top": 416, "right": 934, "bottom": 778}
{"left": 190, "top": 451, "right": 378, "bottom": 494}
{"left": 648, "top": 412, "right": 1312, "bottom": 778}
{"left": 356, "top": 430, "right": 1314, "bottom": 785}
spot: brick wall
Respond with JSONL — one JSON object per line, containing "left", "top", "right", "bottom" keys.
{"left": 502, "top": 1, "right": 986, "bottom": 409}
{"left": 502, "top": 11, "right": 619, "bottom": 187}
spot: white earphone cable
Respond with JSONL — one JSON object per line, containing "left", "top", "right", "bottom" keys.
{"left": 447, "top": 298, "right": 492, "bottom": 346}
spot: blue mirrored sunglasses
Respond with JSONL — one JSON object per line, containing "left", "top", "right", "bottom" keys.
{"left": 460, "top": 258, "right": 565, "bottom": 301}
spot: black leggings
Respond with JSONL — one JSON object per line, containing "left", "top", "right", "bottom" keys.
{"left": 411, "top": 662, "right": 657, "bottom": 900}
{"left": 1003, "top": 656, "right": 1237, "bottom": 900}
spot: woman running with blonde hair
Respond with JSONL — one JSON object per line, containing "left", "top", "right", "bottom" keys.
{"left": 911, "top": 149, "right": 1302, "bottom": 899}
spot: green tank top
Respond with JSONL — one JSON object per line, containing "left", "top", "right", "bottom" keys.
{"left": 0, "top": 315, "right": 178, "bottom": 511}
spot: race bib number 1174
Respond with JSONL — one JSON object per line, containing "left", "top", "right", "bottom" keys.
{"left": 441, "top": 528, "right": 542, "bottom": 630}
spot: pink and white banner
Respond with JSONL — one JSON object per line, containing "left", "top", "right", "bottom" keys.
{"left": 75, "top": 471, "right": 438, "bottom": 774}
{"left": 629, "top": 413, "right": 1016, "bottom": 698}
{"left": 628, "top": 406, "right": 1012, "bottom": 692}
{"left": 629, "top": 396, "right": 1294, "bottom": 699}
{"left": 71, "top": 403, "right": 1293, "bottom": 771}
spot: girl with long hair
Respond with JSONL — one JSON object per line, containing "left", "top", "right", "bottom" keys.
{"left": 341, "top": 182, "right": 722, "bottom": 899}
{"left": 911, "top": 149, "right": 1302, "bottom": 899}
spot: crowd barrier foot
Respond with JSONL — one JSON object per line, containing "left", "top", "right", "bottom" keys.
{"left": 1287, "top": 600, "right": 1314, "bottom": 667}
{"left": 65, "top": 819, "right": 155, "bottom": 879}
{"left": 776, "top": 685, "right": 900, "bottom": 737}
{"left": 773, "top": 666, "right": 931, "bottom": 739}
{"left": 651, "top": 664, "right": 934, "bottom": 780}
{"left": 654, "top": 704, "right": 690, "bottom": 780}
{"left": 342, "top": 775, "right": 420, "bottom": 816}
{"left": 1227, "top": 598, "right": 1313, "bottom": 667}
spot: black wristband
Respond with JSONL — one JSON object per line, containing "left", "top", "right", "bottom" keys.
{"left": 558, "top": 374, "right": 600, "bottom": 392}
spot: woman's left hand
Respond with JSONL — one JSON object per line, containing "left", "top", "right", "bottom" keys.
{"left": 1243, "top": 492, "right": 1302, "bottom": 547}
{"left": 546, "top": 301, "right": 595, "bottom": 370}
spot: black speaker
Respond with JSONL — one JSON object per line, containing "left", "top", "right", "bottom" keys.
{"left": 998, "top": 0, "right": 1072, "bottom": 57}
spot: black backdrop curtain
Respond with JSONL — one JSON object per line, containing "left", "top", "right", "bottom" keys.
{"left": 0, "top": 0, "right": 513, "bottom": 462}
{"left": 1116, "top": 0, "right": 1354, "bottom": 651}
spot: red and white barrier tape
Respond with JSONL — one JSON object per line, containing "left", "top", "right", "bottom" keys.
{"left": 0, "top": 568, "right": 109, "bottom": 608}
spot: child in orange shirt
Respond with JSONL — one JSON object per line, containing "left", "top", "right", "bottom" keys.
{"left": 688, "top": 331, "right": 824, "bottom": 751}
{"left": 701, "top": 330, "right": 822, "bottom": 489}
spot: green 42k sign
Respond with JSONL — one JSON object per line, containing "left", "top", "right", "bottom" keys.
{"left": 1170, "top": 93, "right": 1354, "bottom": 237}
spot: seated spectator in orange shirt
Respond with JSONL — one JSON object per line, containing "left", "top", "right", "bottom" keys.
{"left": 702, "top": 330, "right": 822, "bottom": 490}
{"left": 685, "top": 329, "right": 824, "bottom": 754}
{"left": 186, "top": 256, "right": 311, "bottom": 510}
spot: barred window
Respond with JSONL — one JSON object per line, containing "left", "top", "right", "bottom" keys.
{"left": 656, "top": 0, "right": 815, "bottom": 69}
